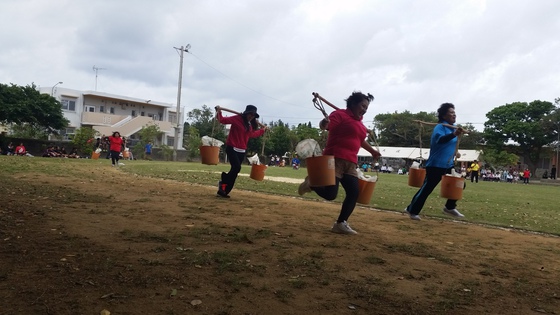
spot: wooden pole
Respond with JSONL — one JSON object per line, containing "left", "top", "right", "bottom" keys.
{"left": 217, "top": 106, "right": 266, "bottom": 129}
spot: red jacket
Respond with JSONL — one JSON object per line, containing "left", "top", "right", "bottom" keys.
{"left": 323, "top": 109, "right": 367, "bottom": 164}
{"left": 218, "top": 113, "right": 265, "bottom": 150}
{"left": 523, "top": 170, "right": 530, "bottom": 178}
{"left": 109, "top": 136, "right": 123, "bottom": 152}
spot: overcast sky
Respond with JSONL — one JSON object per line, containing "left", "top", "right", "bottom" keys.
{"left": 2, "top": 0, "right": 560, "bottom": 131}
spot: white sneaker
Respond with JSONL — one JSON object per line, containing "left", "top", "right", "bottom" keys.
{"left": 331, "top": 221, "right": 358, "bottom": 235}
{"left": 298, "top": 176, "right": 312, "bottom": 195}
{"left": 443, "top": 207, "right": 465, "bottom": 218}
{"left": 404, "top": 208, "right": 421, "bottom": 221}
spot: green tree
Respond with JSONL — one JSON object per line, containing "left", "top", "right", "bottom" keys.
{"left": 0, "top": 83, "right": 68, "bottom": 134}
{"left": 134, "top": 124, "right": 163, "bottom": 159}
{"left": 9, "top": 124, "right": 50, "bottom": 140}
{"left": 185, "top": 105, "right": 226, "bottom": 142}
{"left": 72, "top": 127, "right": 99, "bottom": 156}
{"left": 373, "top": 111, "right": 437, "bottom": 147}
{"left": 186, "top": 126, "right": 202, "bottom": 160}
{"left": 484, "top": 100, "right": 557, "bottom": 175}
{"left": 481, "top": 148, "right": 519, "bottom": 170}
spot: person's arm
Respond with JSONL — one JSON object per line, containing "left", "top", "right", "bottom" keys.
{"left": 437, "top": 126, "right": 465, "bottom": 144}
{"left": 361, "top": 139, "right": 381, "bottom": 160}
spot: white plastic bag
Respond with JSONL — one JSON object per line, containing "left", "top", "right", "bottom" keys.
{"left": 247, "top": 154, "right": 261, "bottom": 165}
{"left": 295, "top": 139, "right": 323, "bottom": 159}
{"left": 95, "top": 148, "right": 102, "bottom": 153}
{"left": 410, "top": 161, "right": 421, "bottom": 169}
{"left": 356, "top": 168, "right": 378, "bottom": 182}
{"left": 201, "top": 136, "right": 224, "bottom": 147}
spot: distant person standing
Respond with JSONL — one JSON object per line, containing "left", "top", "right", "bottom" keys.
{"left": 523, "top": 168, "right": 531, "bottom": 184}
{"left": 551, "top": 165, "right": 557, "bottom": 180}
{"left": 108, "top": 131, "right": 123, "bottom": 167}
{"left": 145, "top": 142, "right": 152, "bottom": 159}
{"left": 470, "top": 160, "right": 480, "bottom": 183}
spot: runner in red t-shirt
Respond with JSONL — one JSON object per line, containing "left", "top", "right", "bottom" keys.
{"left": 298, "top": 91, "right": 381, "bottom": 235}
{"left": 215, "top": 105, "right": 267, "bottom": 198}
{"left": 108, "top": 131, "right": 124, "bottom": 167}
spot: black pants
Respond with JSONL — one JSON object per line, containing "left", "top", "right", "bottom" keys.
{"left": 407, "top": 167, "right": 457, "bottom": 215}
{"left": 110, "top": 150, "right": 120, "bottom": 165}
{"left": 471, "top": 170, "right": 479, "bottom": 183}
{"left": 311, "top": 174, "right": 359, "bottom": 223}
{"left": 221, "top": 145, "right": 246, "bottom": 194}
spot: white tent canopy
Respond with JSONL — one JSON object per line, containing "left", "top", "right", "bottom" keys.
{"left": 358, "top": 146, "right": 481, "bottom": 162}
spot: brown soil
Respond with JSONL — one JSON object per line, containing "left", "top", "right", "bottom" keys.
{"left": 1, "top": 165, "right": 559, "bottom": 315}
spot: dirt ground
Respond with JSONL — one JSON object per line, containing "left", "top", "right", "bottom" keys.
{"left": 1, "top": 164, "right": 560, "bottom": 315}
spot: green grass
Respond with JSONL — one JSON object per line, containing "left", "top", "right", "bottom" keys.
{"left": 2, "top": 156, "right": 560, "bottom": 235}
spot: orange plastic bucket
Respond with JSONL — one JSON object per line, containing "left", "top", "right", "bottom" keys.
{"left": 408, "top": 168, "right": 426, "bottom": 187}
{"left": 123, "top": 151, "right": 130, "bottom": 159}
{"left": 440, "top": 175, "right": 464, "bottom": 200}
{"left": 305, "top": 155, "right": 335, "bottom": 186}
{"left": 357, "top": 179, "right": 376, "bottom": 204}
{"left": 200, "top": 146, "right": 220, "bottom": 165}
{"left": 91, "top": 152, "right": 100, "bottom": 160}
{"left": 250, "top": 164, "right": 267, "bottom": 181}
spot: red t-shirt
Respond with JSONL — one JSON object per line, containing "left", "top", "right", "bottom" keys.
{"left": 323, "top": 109, "right": 367, "bottom": 164}
{"left": 109, "top": 136, "right": 123, "bottom": 152}
{"left": 218, "top": 113, "right": 265, "bottom": 150}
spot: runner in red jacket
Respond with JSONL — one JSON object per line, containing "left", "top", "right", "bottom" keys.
{"left": 215, "top": 105, "right": 267, "bottom": 198}
{"left": 108, "top": 131, "right": 123, "bottom": 167}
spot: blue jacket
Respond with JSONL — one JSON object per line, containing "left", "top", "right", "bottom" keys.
{"left": 425, "top": 121, "right": 457, "bottom": 168}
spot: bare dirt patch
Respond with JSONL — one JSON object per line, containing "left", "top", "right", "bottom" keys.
{"left": 1, "top": 165, "right": 559, "bottom": 315}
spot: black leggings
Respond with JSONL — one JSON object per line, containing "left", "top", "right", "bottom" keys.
{"left": 222, "top": 145, "right": 246, "bottom": 194}
{"left": 110, "top": 150, "right": 120, "bottom": 165}
{"left": 311, "top": 174, "right": 359, "bottom": 223}
{"left": 407, "top": 167, "right": 457, "bottom": 215}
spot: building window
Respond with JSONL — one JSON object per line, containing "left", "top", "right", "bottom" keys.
{"left": 61, "top": 99, "right": 76, "bottom": 111}
{"left": 100, "top": 105, "right": 105, "bottom": 113}
{"left": 85, "top": 106, "right": 95, "bottom": 112}
{"left": 167, "top": 136, "right": 174, "bottom": 146}
{"left": 62, "top": 127, "right": 76, "bottom": 140}
{"left": 110, "top": 107, "right": 115, "bottom": 114}
{"left": 141, "top": 112, "right": 145, "bottom": 116}
{"left": 131, "top": 110, "right": 136, "bottom": 117}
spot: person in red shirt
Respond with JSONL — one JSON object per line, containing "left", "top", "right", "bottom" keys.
{"left": 215, "top": 105, "right": 267, "bottom": 198}
{"left": 108, "top": 131, "right": 124, "bottom": 167}
{"left": 298, "top": 91, "right": 381, "bottom": 234}
{"left": 15, "top": 142, "right": 27, "bottom": 156}
{"left": 523, "top": 168, "right": 531, "bottom": 184}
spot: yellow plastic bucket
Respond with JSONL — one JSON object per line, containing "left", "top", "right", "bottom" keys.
{"left": 250, "top": 164, "right": 267, "bottom": 181}
{"left": 305, "top": 155, "right": 336, "bottom": 186}
{"left": 357, "top": 179, "right": 376, "bottom": 204}
{"left": 408, "top": 168, "right": 426, "bottom": 187}
{"left": 200, "top": 146, "right": 220, "bottom": 165}
{"left": 440, "top": 175, "right": 464, "bottom": 200}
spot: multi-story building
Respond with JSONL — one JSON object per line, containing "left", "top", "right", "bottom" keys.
{"left": 40, "top": 86, "right": 184, "bottom": 149}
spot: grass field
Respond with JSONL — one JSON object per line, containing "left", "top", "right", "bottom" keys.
{"left": 3, "top": 156, "right": 559, "bottom": 235}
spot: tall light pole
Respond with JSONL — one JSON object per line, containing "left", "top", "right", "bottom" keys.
{"left": 51, "top": 81, "right": 63, "bottom": 96}
{"left": 173, "top": 44, "right": 190, "bottom": 162}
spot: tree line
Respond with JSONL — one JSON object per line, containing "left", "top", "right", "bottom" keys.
{"left": 2, "top": 83, "right": 559, "bottom": 173}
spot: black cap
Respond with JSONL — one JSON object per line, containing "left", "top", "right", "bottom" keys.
{"left": 242, "top": 105, "right": 259, "bottom": 118}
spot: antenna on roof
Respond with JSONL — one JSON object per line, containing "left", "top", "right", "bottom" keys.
{"left": 93, "top": 65, "right": 107, "bottom": 91}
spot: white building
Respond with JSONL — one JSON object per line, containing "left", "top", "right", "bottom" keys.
{"left": 40, "top": 86, "right": 184, "bottom": 149}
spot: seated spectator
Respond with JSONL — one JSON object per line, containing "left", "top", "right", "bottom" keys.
{"left": 15, "top": 143, "right": 27, "bottom": 156}
{"left": 292, "top": 156, "right": 300, "bottom": 170}
{"left": 6, "top": 142, "right": 14, "bottom": 155}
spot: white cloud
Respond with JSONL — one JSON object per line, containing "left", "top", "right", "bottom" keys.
{"left": 1, "top": 0, "right": 560, "bottom": 131}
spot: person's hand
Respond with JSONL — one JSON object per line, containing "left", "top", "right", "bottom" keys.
{"left": 372, "top": 150, "right": 381, "bottom": 160}
{"left": 319, "top": 118, "right": 329, "bottom": 130}
{"left": 454, "top": 127, "right": 464, "bottom": 136}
